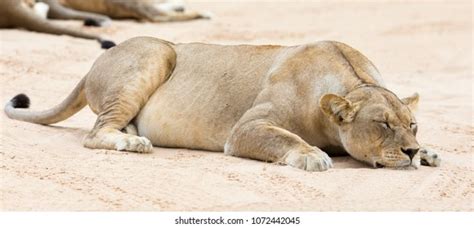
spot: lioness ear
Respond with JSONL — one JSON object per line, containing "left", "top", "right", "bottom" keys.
{"left": 401, "top": 92, "right": 419, "bottom": 112}
{"left": 319, "top": 94, "right": 361, "bottom": 124}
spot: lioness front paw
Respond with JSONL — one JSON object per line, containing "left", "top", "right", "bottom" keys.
{"left": 282, "top": 148, "right": 333, "bottom": 171}
{"left": 115, "top": 136, "right": 153, "bottom": 153}
{"left": 420, "top": 148, "right": 440, "bottom": 167}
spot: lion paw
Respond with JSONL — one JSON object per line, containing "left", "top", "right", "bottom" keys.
{"left": 420, "top": 148, "right": 440, "bottom": 167}
{"left": 199, "top": 11, "right": 214, "bottom": 20}
{"left": 283, "top": 149, "right": 333, "bottom": 171}
{"left": 115, "top": 136, "right": 153, "bottom": 153}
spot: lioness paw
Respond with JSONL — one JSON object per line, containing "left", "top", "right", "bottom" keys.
{"left": 115, "top": 136, "right": 153, "bottom": 153}
{"left": 199, "top": 11, "right": 214, "bottom": 19}
{"left": 420, "top": 148, "right": 440, "bottom": 167}
{"left": 282, "top": 149, "right": 333, "bottom": 172}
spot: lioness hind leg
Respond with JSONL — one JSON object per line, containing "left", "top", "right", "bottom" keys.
{"left": 83, "top": 91, "right": 156, "bottom": 153}
{"left": 41, "top": 0, "right": 111, "bottom": 26}
{"left": 112, "top": 2, "right": 208, "bottom": 22}
{"left": 149, "top": 11, "right": 211, "bottom": 22}
{"left": 83, "top": 70, "right": 173, "bottom": 153}
{"left": 420, "top": 147, "right": 441, "bottom": 167}
{"left": 82, "top": 38, "right": 177, "bottom": 153}
{"left": 84, "top": 88, "right": 157, "bottom": 153}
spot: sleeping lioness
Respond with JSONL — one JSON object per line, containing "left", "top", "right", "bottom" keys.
{"left": 4, "top": 37, "right": 441, "bottom": 171}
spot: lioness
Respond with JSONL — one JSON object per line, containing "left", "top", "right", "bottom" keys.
{"left": 4, "top": 37, "right": 440, "bottom": 171}
{"left": 0, "top": 0, "right": 115, "bottom": 49}
{"left": 52, "top": 0, "right": 211, "bottom": 22}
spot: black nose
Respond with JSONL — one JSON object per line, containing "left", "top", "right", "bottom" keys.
{"left": 401, "top": 147, "right": 419, "bottom": 160}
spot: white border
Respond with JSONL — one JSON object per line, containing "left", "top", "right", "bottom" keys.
{"left": 1, "top": 212, "right": 473, "bottom": 228}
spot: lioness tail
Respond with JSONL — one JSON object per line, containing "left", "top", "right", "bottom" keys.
{"left": 4, "top": 77, "right": 87, "bottom": 125}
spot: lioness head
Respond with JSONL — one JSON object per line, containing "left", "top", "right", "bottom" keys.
{"left": 320, "top": 86, "right": 420, "bottom": 169}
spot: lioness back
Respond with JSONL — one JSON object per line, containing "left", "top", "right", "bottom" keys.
{"left": 136, "top": 43, "right": 284, "bottom": 151}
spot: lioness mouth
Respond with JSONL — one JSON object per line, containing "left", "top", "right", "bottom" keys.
{"left": 375, "top": 162, "right": 385, "bottom": 168}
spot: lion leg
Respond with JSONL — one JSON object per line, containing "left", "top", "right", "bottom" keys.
{"left": 83, "top": 75, "right": 166, "bottom": 153}
{"left": 83, "top": 85, "right": 155, "bottom": 153}
{"left": 420, "top": 147, "right": 441, "bottom": 167}
{"left": 82, "top": 38, "right": 176, "bottom": 153}
{"left": 148, "top": 11, "right": 211, "bottom": 22}
{"left": 82, "top": 82, "right": 158, "bottom": 153}
{"left": 111, "top": 2, "right": 209, "bottom": 22}
{"left": 225, "top": 111, "right": 333, "bottom": 171}
{"left": 40, "top": 0, "right": 111, "bottom": 26}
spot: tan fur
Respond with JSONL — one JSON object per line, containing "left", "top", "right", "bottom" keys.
{"left": 58, "top": 0, "right": 211, "bottom": 22}
{"left": 0, "top": 0, "right": 108, "bottom": 42}
{"left": 4, "top": 37, "right": 440, "bottom": 171}
{"left": 40, "top": 0, "right": 111, "bottom": 26}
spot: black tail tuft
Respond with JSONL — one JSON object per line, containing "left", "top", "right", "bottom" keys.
{"left": 84, "top": 18, "right": 101, "bottom": 27}
{"left": 10, "top": 94, "right": 30, "bottom": 109}
{"left": 100, "top": 39, "right": 116, "bottom": 49}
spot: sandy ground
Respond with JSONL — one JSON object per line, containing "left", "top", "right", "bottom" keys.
{"left": 0, "top": 1, "right": 472, "bottom": 211}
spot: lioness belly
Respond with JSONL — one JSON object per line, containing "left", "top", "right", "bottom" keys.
{"left": 136, "top": 43, "right": 284, "bottom": 151}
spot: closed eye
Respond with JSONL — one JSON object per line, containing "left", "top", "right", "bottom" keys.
{"left": 410, "top": 122, "right": 418, "bottom": 135}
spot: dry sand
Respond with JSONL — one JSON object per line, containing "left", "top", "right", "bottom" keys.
{"left": 0, "top": 1, "right": 472, "bottom": 211}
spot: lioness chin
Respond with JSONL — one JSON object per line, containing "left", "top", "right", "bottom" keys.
{"left": 4, "top": 37, "right": 440, "bottom": 171}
